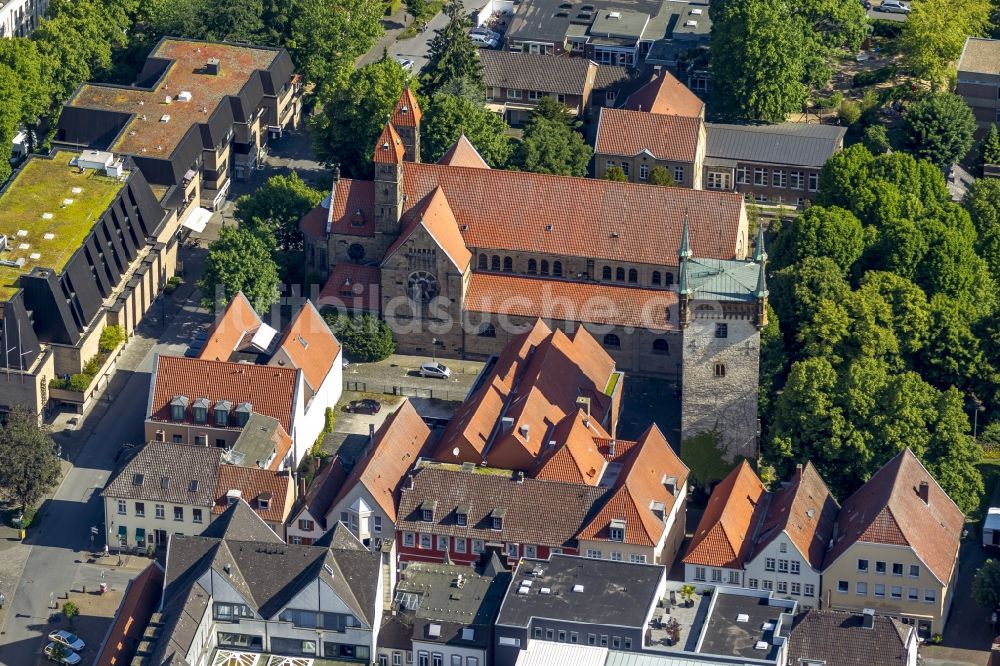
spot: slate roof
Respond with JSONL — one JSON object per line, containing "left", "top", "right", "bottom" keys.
{"left": 464, "top": 273, "right": 678, "bottom": 331}
{"left": 577, "top": 424, "right": 688, "bottom": 547}
{"left": 212, "top": 464, "right": 292, "bottom": 524}
{"left": 398, "top": 463, "right": 607, "bottom": 549}
{"left": 683, "top": 461, "right": 766, "bottom": 568}
{"left": 824, "top": 449, "right": 964, "bottom": 584}
{"left": 785, "top": 609, "right": 913, "bottom": 666}
{"left": 102, "top": 441, "right": 222, "bottom": 506}
{"left": 317, "top": 263, "right": 382, "bottom": 313}
{"left": 272, "top": 300, "right": 341, "bottom": 393}
{"left": 330, "top": 399, "right": 431, "bottom": 522}
{"left": 305, "top": 161, "right": 745, "bottom": 265}
{"left": 439, "top": 135, "right": 490, "bottom": 169}
{"left": 480, "top": 50, "right": 596, "bottom": 96}
{"left": 624, "top": 71, "right": 705, "bottom": 117}
{"left": 148, "top": 354, "right": 299, "bottom": 432}
{"left": 749, "top": 462, "right": 838, "bottom": 570}
{"left": 595, "top": 107, "right": 702, "bottom": 162}
{"left": 705, "top": 122, "right": 846, "bottom": 169}
{"left": 434, "top": 319, "right": 617, "bottom": 469}
{"left": 593, "top": 64, "right": 632, "bottom": 91}
{"left": 382, "top": 186, "right": 472, "bottom": 271}
{"left": 497, "top": 554, "right": 664, "bottom": 628}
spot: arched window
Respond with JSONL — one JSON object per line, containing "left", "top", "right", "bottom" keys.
{"left": 503, "top": 256, "right": 513, "bottom": 272}
{"left": 652, "top": 339, "right": 669, "bottom": 354}
{"left": 628, "top": 268, "right": 638, "bottom": 283}
{"left": 478, "top": 254, "right": 488, "bottom": 270}
{"left": 602, "top": 266, "right": 612, "bottom": 280}
{"left": 478, "top": 322, "right": 496, "bottom": 338}
{"left": 491, "top": 255, "right": 500, "bottom": 271}
{"left": 616, "top": 267, "right": 625, "bottom": 281}
{"left": 541, "top": 260, "right": 550, "bottom": 275}
{"left": 528, "top": 259, "right": 537, "bottom": 274}
{"left": 603, "top": 333, "right": 621, "bottom": 349}
{"left": 553, "top": 261, "right": 563, "bottom": 277}
{"left": 715, "top": 363, "right": 726, "bottom": 378}
{"left": 652, "top": 271, "right": 661, "bottom": 286}
{"left": 665, "top": 272, "right": 674, "bottom": 286}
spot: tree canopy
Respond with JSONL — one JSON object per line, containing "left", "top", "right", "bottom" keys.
{"left": 973, "top": 560, "right": 1000, "bottom": 610}
{"left": 420, "top": 93, "right": 512, "bottom": 166}
{"left": 0, "top": 406, "right": 61, "bottom": 513}
{"left": 901, "top": 93, "right": 977, "bottom": 168}
{"left": 199, "top": 226, "right": 281, "bottom": 312}
{"left": 648, "top": 166, "right": 677, "bottom": 187}
{"left": 899, "top": 0, "right": 991, "bottom": 88}
{"left": 421, "top": 0, "right": 484, "bottom": 98}
{"left": 512, "top": 102, "right": 592, "bottom": 176}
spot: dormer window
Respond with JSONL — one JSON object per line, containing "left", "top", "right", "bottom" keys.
{"left": 192, "top": 397, "right": 210, "bottom": 424}
{"left": 235, "top": 402, "right": 252, "bottom": 427}
{"left": 226, "top": 489, "right": 242, "bottom": 506}
{"left": 491, "top": 508, "right": 506, "bottom": 531}
{"left": 215, "top": 400, "right": 232, "bottom": 427}
{"left": 420, "top": 500, "right": 437, "bottom": 522}
{"left": 170, "top": 395, "right": 189, "bottom": 422}
{"left": 456, "top": 504, "right": 469, "bottom": 526}
{"left": 258, "top": 492, "right": 272, "bottom": 511}
{"left": 609, "top": 519, "right": 626, "bottom": 542}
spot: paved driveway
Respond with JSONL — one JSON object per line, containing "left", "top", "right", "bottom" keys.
{"left": 342, "top": 354, "right": 485, "bottom": 403}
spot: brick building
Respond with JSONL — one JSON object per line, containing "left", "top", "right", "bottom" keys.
{"left": 957, "top": 37, "right": 1000, "bottom": 136}
{"left": 303, "top": 90, "right": 766, "bottom": 459}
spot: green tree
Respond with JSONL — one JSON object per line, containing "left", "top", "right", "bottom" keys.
{"left": 963, "top": 178, "right": 1000, "bottom": 275}
{"left": 202, "top": 0, "right": 265, "bottom": 42}
{"left": 980, "top": 124, "right": 1000, "bottom": 172}
{"left": 0, "top": 40, "right": 48, "bottom": 151}
{"left": 648, "top": 166, "right": 677, "bottom": 186}
{"left": 862, "top": 124, "right": 891, "bottom": 154}
{"left": 62, "top": 601, "right": 80, "bottom": 628}
{"left": 235, "top": 173, "right": 323, "bottom": 254}
{"left": 0, "top": 64, "right": 21, "bottom": 184}
{"left": 422, "top": 0, "right": 483, "bottom": 98}
{"left": 405, "top": 0, "right": 427, "bottom": 22}
{"left": 858, "top": 272, "right": 931, "bottom": 357}
{"left": 902, "top": 93, "right": 977, "bottom": 168}
{"left": 513, "top": 116, "right": 592, "bottom": 176}
{"left": 709, "top": 0, "right": 807, "bottom": 122}
{"left": 531, "top": 95, "right": 580, "bottom": 129}
{"left": 816, "top": 144, "right": 875, "bottom": 209}
{"left": 286, "top": 0, "right": 384, "bottom": 94}
{"left": 310, "top": 56, "right": 411, "bottom": 176}
{"left": 199, "top": 226, "right": 280, "bottom": 312}
{"left": 324, "top": 312, "right": 396, "bottom": 361}
{"left": 0, "top": 406, "right": 61, "bottom": 514}
{"left": 770, "top": 205, "right": 864, "bottom": 272}
{"left": 140, "top": 0, "right": 210, "bottom": 42}
{"left": 899, "top": 0, "right": 991, "bottom": 88}
{"left": 771, "top": 257, "right": 851, "bottom": 339}
{"left": 420, "top": 93, "right": 512, "bottom": 166}
{"left": 973, "top": 560, "right": 1000, "bottom": 610}
{"left": 605, "top": 166, "right": 628, "bottom": 182}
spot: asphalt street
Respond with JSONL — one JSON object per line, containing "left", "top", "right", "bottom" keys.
{"left": 0, "top": 253, "right": 213, "bottom": 665}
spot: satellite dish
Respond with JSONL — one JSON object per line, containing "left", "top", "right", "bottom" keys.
{"left": 453, "top": 447, "right": 460, "bottom": 457}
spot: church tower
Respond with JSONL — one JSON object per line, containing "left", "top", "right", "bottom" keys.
{"left": 392, "top": 88, "right": 422, "bottom": 162}
{"left": 373, "top": 121, "right": 405, "bottom": 253}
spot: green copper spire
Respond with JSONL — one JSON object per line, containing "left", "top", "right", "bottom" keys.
{"left": 753, "top": 259, "right": 768, "bottom": 299}
{"left": 679, "top": 213, "right": 693, "bottom": 260}
{"left": 678, "top": 256, "right": 691, "bottom": 296}
{"left": 753, "top": 223, "right": 767, "bottom": 263}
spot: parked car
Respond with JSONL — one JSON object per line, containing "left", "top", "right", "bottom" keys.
{"left": 879, "top": 0, "right": 910, "bottom": 12}
{"left": 346, "top": 399, "right": 382, "bottom": 415}
{"left": 44, "top": 643, "right": 82, "bottom": 665}
{"left": 184, "top": 337, "right": 205, "bottom": 358}
{"left": 420, "top": 362, "right": 452, "bottom": 379}
{"left": 394, "top": 56, "right": 414, "bottom": 71}
{"left": 48, "top": 630, "right": 85, "bottom": 652}
{"left": 192, "top": 329, "right": 209, "bottom": 343}
{"left": 470, "top": 27, "right": 501, "bottom": 41}
{"left": 469, "top": 32, "right": 499, "bottom": 48}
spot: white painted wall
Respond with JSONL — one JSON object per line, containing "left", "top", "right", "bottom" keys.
{"left": 743, "top": 532, "right": 822, "bottom": 608}
{"left": 683, "top": 563, "right": 743, "bottom": 587}
{"left": 293, "top": 348, "right": 343, "bottom": 466}
{"left": 0, "top": 0, "right": 45, "bottom": 37}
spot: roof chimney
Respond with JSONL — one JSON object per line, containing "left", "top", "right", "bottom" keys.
{"left": 519, "top": 424, "right": 530, "bottom": 440}
{"left": 369, "top": 423, "right": 376, "bottom": 441}
{"left": 576, "top": 396, "right": 591, "bottom": 421}
{"left": 608, "top": 439, "right": 616, "bottom": 457}
{"left": 516, "top": 471, "right": 525, "bottom": 484}
{"left": 918, "top": 480, "right": 929, "bottom": 505}
{"left": 206, "top": 58, "right": 221, "bottom": 75}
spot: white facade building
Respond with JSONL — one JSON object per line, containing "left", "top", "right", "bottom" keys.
{"left": 0, "top": 0, "right": 45, "bottom": 37}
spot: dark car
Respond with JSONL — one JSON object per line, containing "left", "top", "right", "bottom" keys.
{"left": 346, "top": 399, "right": 382, "bottom": 415}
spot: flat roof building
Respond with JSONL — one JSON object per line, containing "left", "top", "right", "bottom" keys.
{"left": 957, "top": 37, "right": 1000, "bottom": 136}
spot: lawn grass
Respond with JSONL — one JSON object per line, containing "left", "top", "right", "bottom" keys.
{"left": 0, "top": 152, "right": 124, "bottom": 298}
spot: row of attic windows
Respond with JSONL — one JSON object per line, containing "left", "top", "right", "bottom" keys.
{"left": 169, "top": 396, "right": 253, "bottom": 427}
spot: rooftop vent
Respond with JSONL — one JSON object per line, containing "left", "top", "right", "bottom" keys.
{"left": 690, "top": 7, "right": 702, "bottom": 13}
{"left": 41, "top": 214, "right": 52, "bottom": 220}
{"left": 539, "top": 587, "right": 551, "bottom": 594}
{"left": 517, "top": 586, "right": 530, "bottom": 595}
{"left": 224, "top": 564, "right": 231, "bottom": 575}
{"left": 43, "top": 233, "right": 54, "bottom": 240}
{"left": 177, "top": 91, "right": 193, "bottom": 102}
{"left": 754, "top": 641, "right": 768, "bottom": 651}
{"left": 684, "top": 20, "right": 698, "bottom": 26}
{"left": 572, "top": 584, "right": 584, "bottom": 592}
{"left": 428, "top": 624, "right": 442, "bottom": 638}
{"left": 160, "top": 115, "right": 170, "bottom": 123}
{"left": 545, "top": 224, "right": 554, "bottom": 231}
{"left": 608, "top": 10, "right": 621, "bottom": 18}
{"left": 207, "top": 58, "right": 221, "bottom": 75}
{"left": 324, "top": 563, "right": 335, "bottom": 576}
{"left": 29, "top": 253, "right": 40, "bottom": 261}
{"left": 164, "top": 96, "right": 172, "bottom": 104}
{"left": 71, "top": 187, "right": 82, "bottom": 194}
{"left": 18, "top": 243, "right": 28, "bottom": 250}
{"left": 62, "top": 199, "right": 73, "bottom": 207}
{"left": 736, "top": 614, "right": 750, "bottom": 623}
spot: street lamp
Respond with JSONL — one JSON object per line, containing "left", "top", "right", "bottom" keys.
{"left": 432, "top": 337, "right": 437, "bottom": 364}
{"left": 971, "top": 392, "right": 985, "bottom": 441}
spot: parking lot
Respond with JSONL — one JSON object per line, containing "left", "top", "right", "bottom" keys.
{"left": 342, "top": 354, "right": 486, "bottom": 403}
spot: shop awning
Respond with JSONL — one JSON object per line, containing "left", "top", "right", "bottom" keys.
{"left": 181, "top": 206, "right": 212, "bottom": 234}
{"left": 135, "top": 527, "right": 146, "bottom": 541}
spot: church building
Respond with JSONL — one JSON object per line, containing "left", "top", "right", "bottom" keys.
{"left": 301, "top": 90, "right": 768, "bottom": 460}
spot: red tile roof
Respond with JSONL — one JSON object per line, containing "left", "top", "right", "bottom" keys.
{"left": 317, "top": 264, "right": 382, "bottom": 312}
{"left": 200, "top": 292, "right": 262, "bottom": 362}
{"left": 373, "top": 123, "right": 405, "bottom": 164}
{"left": 578, "top": 425, "right": 688, "bottom": 546}
{"left": 305, "top": 162, "right": 745, "bottom": 264}
{"left": 213, "top": 464, "right": 293, "bottom": 524}
{"left": 750, "top": 462, "right": 839, "bottom": 570}
{"left": 149, "top": 355, "right": 298, "bottom": 432}
{"left": 595, "top": 107, "right": 702, "bottom": 162}
{"left": 272, "top": 301, "right": 341, "bottom": 393}
{"left": 533, "top": 409, "right": 609, "bottom": 485}
{"left": 382, "top": 186, "right": 472, "bottom": 271}
{"left": 624, "top": 71, "right": 705, "bottom": 117}
{"left": 683, "top": 461, "right": 766, "bottom": 568}
{"left": 393, "top": 88, "right": 422, "bottom": 127}
{"left": 330, "top": 400, "right": 431, "bottom": 522}
{"left": 434, "top": 320, "right": 616, "bottom": 470}
{"left": 438, "top": 135, "right": 490, "bottom": 169}
{"left": 464, "top": 273, "right": 678, "bottom": 331}
{"left": 824, "top": 449, "right": 964, "bottom": 584}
